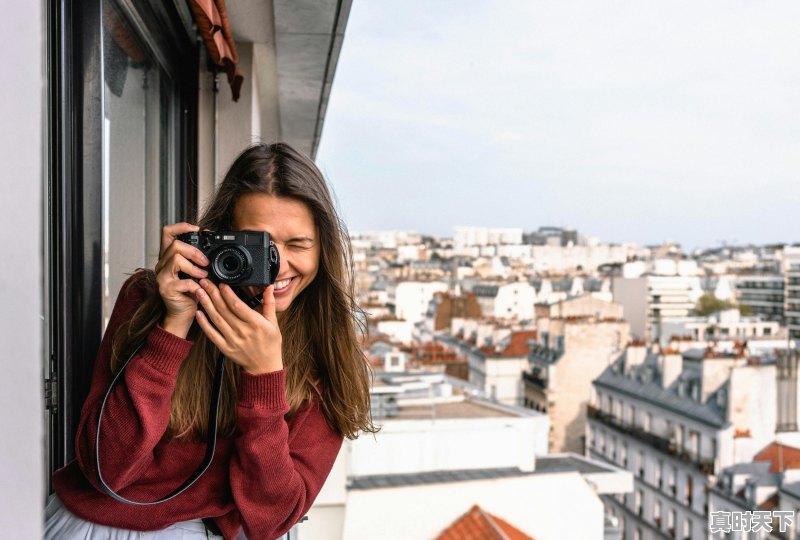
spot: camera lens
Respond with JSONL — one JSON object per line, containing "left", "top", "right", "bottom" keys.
{"left": 222, "top": 255, "right": 240, "bottom": 272}
{"left": 212, "top": 247, "right": 249, "bottom": 283}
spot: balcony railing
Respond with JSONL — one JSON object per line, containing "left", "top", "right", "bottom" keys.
{"left": 522, "top": 370, "right": 547, "bottom": 389}
{"left": 587, "top": 405, "right": 716, "bottom": 475}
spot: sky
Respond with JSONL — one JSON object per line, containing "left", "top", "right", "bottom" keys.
{"left": 315, "top": 1, "right": 800, "bottom": 250}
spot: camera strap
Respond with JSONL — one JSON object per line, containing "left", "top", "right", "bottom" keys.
{"left": 94, "top": 342, "right": 226, "bottom": 505}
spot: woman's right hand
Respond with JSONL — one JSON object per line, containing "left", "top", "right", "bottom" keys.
{"left": 155, "top": 222, "right": 210, "bottom": 338}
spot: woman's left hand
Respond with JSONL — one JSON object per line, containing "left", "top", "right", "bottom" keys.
{"left": 194, "top": 279, "right": 283, "bottom": 375}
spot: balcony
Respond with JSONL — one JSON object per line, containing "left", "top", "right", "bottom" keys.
{"left": 587, "top": 405, "right": 716, "bottom": 475}
{"left": 529, "top": 343, "right": 564, "bottom": 364}
{"left": 523, "top": 370, "right": 547, "bottom": 389}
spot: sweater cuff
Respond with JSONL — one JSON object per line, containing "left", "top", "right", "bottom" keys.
{"left": 239, "top": 369, "right": 288, "bottom": 410}
{"left": 141, "top": 323, "right": 194, "bottom": 375}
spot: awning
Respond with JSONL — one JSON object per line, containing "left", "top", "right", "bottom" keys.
{"left": 188, "top": 0, "right": 244, "bottom": 102}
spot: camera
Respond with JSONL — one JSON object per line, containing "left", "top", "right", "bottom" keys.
{"left": 177, "top": 230, "right": 280, "bottom": 287}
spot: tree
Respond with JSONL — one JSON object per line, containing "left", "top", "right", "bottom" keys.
{"left": 694, "top": 293, "right": 736, "bottom": 316}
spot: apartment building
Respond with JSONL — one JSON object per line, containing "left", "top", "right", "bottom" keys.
{"left": 659, "top": 309, "right": 781, "bottom": 346}
{"left": 587, "top": 344, "right": 779, "bottom": 540}
{"left": 735, "top": 274, "right": 786, "bottom": 324}
{"left": 471, "top": 281, "right": 537, "bottom": 321}
{"left": 468, "top": 330, "right": 538, "bottom": 405}
{"left": 613, "top": 274, "right": 703, "bottom": 341}
{"left": 524, "top": 296, "right": 629, "bottom": 453}
{"left": 709, "top": 442, "right": 800, "bottom": 540}
{"left": 786, "top": 247, "right": 800, "bottom": 342}
{"left": 394, "top": 280, "right": 449, "bottom": 324}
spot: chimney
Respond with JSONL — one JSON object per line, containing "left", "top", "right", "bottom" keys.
{"left": 625, "top": 341, "right": 647, "bottom": 370}
{"left": 660, "top": 350, "right": 683, "bottom": 389}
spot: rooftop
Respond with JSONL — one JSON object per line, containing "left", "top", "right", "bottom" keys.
{"left": 393, "top": 400, "right": 518, "bottom": 420}
{"left": 349, "top": 454, "right": 621, "bottom": 491}
{"left": 594, "top": 353, "right": 729, "bottom": 429}
{"left": 436, "top": 504, "right": 534, "bottom": 540}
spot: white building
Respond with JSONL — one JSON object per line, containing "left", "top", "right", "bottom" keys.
{"left": 472, "top": 281, "right": 537, "bottom": 321}
{"left": 394, "top": 281, "right": 449, "bottom": 324}
{"left": 468, "top": 330, "right": 538, "bottom": 406}
{"left": 302, "top": 372, "right": 633, "bottom": 540}
{"left": 612, "top": 274, "right": 703, "bottom": 341}
{"left": 659, "top": 309, "right": 781, "bottom": 346}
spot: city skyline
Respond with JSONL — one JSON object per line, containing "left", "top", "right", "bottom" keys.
{"left": 316, "top": 1, "right": 800, "bottom": 252}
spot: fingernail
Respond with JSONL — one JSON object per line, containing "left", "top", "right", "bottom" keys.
{"left": 201, "top": 256, "right": 209, "bottom": 265}
{"left": 196, "top": 289, "right": 206, "bottom": 298}
{"left": 200, "top": 279, "right": 208, "bottom": 288}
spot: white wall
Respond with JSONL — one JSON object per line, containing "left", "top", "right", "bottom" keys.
{"left": 348, "top": 412, "right": 548, "bottom": 477}
{"left": 394, "top": 281, "right": 448, "bottom": 324}
{"left": 0, "top": 0, "right": 43, "bottom": 535}
{"left": 342, "top": 473, "right": 604, "bottom": 540}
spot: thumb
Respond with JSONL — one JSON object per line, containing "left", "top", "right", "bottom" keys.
{"left": 260, "top": 285, "right": 277, "bottom": 322}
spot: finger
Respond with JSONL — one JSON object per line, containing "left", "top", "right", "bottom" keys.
{"left": 157, "top": 253, "right": 207, "bottom": 281}
{"left": 260, "top": 285, "right": 277, "bottom": 323}
{"left": 172, "top": 278, "right": 203, "bottom": 296}
{"left": 220, "top": 284, "right": 259, "bottom": 324}
{"left": 196, "top": 280, "right": 235, "bottom": 336}
{"left": 160, "top": 222, "right": 200, "bottom": 258}
{"left": 157, "top": 240, "right": 209, "bottom": 274}
{"left": 195, "top": 310, "right": 228, "bottom": 352}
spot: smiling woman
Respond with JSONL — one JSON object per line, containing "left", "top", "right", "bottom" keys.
{"left": 47, "top": 143, "right": 378, "bottom": 539}
{"left": 233, "top": 193, "right": 321, "bottom": 314}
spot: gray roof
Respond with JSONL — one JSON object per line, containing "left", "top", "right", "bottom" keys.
{"left": 781, "top": 481, "right": 800, "bottom": 500}
{"left": 348, "top": 467, "right": 533, "bottom": 490}
{"left": 594, "top": 357, "right": 729, "bottom": 429}
{"left": 473, "top": 285, "right": 500, "bottom": 297}
{"left": 535, "top": 455, "right": 614, "bottom": 475}
{"left": 348, "top": 454, "right": 614, "bottom": 491}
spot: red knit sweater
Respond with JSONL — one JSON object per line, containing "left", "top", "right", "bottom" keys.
{"left": 52, "top": 275, "right": 344, "bottom": 540}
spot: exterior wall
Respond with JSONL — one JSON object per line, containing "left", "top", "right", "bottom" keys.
{"left": 342, "top": 473, "right": 604, "bottom": 540}
{"left": 0, "top": 0, "right": 43, "bottom": 534}
{"left": 549, "top": 321, "right": 628, "bottom": 453}
{"left": 484, "top": 357, "right": 530, "bottom": 405}
{"left": 493, "top": 282, "right": 536, "bottom": 320}
{"left": 395, "top": 281, "right": 449, "bottom": 324}
{"left": 349, "top": 412, "right": 548, "bottom": 477}
{"left": 613, "top": 278, "right": 648, "bottom": 340}
{"left": 728, "top": 365, "right": 777, "bottom": 463}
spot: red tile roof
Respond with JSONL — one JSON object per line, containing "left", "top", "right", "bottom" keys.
{"left": 500, "top": 331, "right": 538, "bottom": 357}
{"left": 435, "top": 504, "right": 534, "bottom": 540}
{"left": 754, "top": 442, "right": 800, "bottom": 473}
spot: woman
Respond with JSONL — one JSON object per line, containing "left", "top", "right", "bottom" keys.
{"left": 46, "top": 143, "right": 377, "bottom": 539}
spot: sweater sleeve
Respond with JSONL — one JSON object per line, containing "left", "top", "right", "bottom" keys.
{"left": 74, "top": 273, "right": 195, "bottom": 493}
{"left": 226, "top": 370, "right": 344, "bottom": 539}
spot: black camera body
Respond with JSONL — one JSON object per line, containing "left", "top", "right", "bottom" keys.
{"left": 177, "top": 230, "right": 280, "bottom": 287}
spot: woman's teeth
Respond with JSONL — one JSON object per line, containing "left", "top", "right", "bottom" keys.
{"left": 275, "top": 278, "right": 292, "bottom": 291}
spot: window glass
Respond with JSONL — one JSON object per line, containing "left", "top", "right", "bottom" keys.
{"left": 101, "top": 0, "right": 176, "bottom": 328}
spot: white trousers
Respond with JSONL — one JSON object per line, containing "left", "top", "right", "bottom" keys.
{"left": 43, "top": 494, "right": 225, "bottom": 539}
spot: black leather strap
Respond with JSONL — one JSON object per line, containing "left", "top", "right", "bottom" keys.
{"left": 94, "top": 342, "right": 226, "bottom": 505}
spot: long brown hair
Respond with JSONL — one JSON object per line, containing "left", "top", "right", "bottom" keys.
{"left": 111, "top": 143, "right": 377, "bottom": 440}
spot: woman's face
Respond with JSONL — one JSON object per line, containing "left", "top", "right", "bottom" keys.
{"left": 233, "top": 194, "right": 320, "bottom": 313}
